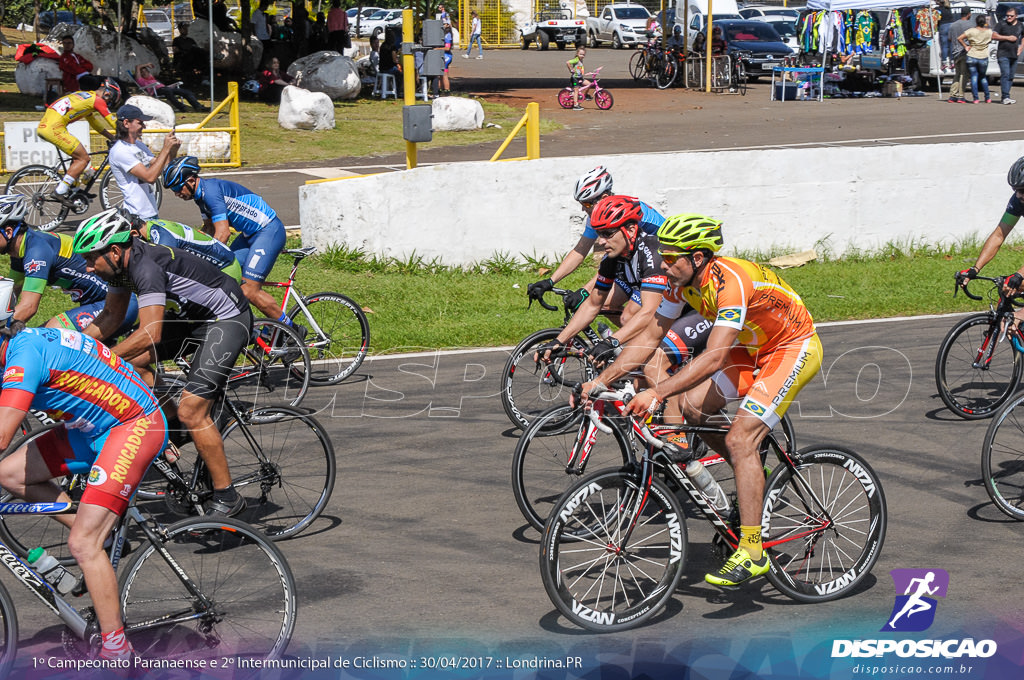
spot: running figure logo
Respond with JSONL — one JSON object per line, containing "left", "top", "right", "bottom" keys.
{"left": 881, "top": 568, "right": 949, "bottom": 632}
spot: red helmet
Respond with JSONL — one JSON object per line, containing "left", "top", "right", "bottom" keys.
{"left": 590, "top": 195, "right": 644, "bottom": 246}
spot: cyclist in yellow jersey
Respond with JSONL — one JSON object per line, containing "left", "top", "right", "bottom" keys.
{"left": 582, "top": 214, "right": 823, "bottom": 589}
{"left": 36, "top": 80, "right": 121, "bottom": 208}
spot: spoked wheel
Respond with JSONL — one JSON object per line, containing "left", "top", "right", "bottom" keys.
{"left": 935, "top": 312, "right": 1021, "bottom": 419}
{"left": 500, "top": 328, "right": 594, "bottom": 430}
{"left": 982, "top": 392, "right": 1024, "bottom": 520}
{"left": 762, "top": 445, "right": 887, "bottom": 602}
{"left": 557, "top": 87, "right": 574, "bottom": 108}
{"left": 4, "top": 164, "right": 68, "bottom": 231}
{"left": 511, "top": 404, "right": 633, "bottom": 532}
{"left": 654, "top": 58, "right": 677, "bottom": 89}
{"left": 540, "top": 469, "right": 687, "bottom": 632}
{"left": 100, "top": 170, "right": 163, "bottom": 210}
{"left": 0, "top": 584, "right": 16, "bottom": 680}
{"left": 287, "top": 292, "right": 370, "bottom": 385}
{"left": 594, "top": 89, "right": 614, "bottom": 110}
{"left": 228, "top": 319, "right": 311, "bottom": 410}
{"left": 629, "top": 50, "right": 647, "bottom": 80}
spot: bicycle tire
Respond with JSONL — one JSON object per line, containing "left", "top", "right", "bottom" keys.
{"left": 4, "top": 164, "right": 69, "bottom": 232}
{"left": 0, "top": 425, "right": 80, "bottom": 566}
{"left": 654, "top": 57, "right": 677, "bottom": 89}
{"left": 935, "top": 312, "right": 1021, "bottom": 419}
{"left": 512, "top": 404, "right": 633, "bottom": 532}
{"left": 0, "top": 582, "right": 17, "bottom": 680}
{"left": 540, "top": 469, "right": 687, "bottom": 632}
{"left": 736, "top": 68, "right": 748, "bottom": 96}
{"left": 628, "top": 50, "right": 646, "bottom": 80}
{"left": 557, "top": 88, "right": 574, "bottom": 108}
{"left": 500, "top": 327, "right": 595, "bottom": 430}
{"left": 228, "top": 319, "right": 311, "bottom": 410}
{"left": 594, "top": 89, "right": 614, "bottom": 110}
{"left": 982, "top": 391, "right": 1024, "bottom": 520}
{"left": 220, "top": 405, "right": 336, "bottom": 539}
{"left": 287, "top": 292, "right": 370, "bottom": 385}
{"left": 99, "top": 170, "right": 164, "bottom": 211}
{"left": 119, "top": 515, "right": 296, "bottom": 660}
{"left": 762, "top": 445, "right": 887, "bottom": 603}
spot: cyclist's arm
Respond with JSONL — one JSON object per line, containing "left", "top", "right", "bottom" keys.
{"left": 12, "top": 290, "right": 41, "bottom": 324}
{"left": 973, "top": 212, "right": 1019, "bottom": 271}
{"left": 549, "top": 235, "right": 597, "bottom": 284}
{"left": 211, "top": 218, "right": 231, "bottom": 244}
{"left": 0, "top": 406, "right": 28, "bottom": 451}
{"left": 594, "top": 312, "right": 673, "bottom": 386}
{"left": 609, "top": 289, "right": 664, "bottom": 345}
{"left": 110, "top": 304, "right": 164, "bottom": 361}
{"left": 83, "top": 289, "right": 131, "bottom": 340}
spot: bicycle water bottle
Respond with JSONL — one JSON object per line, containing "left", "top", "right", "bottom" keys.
{"left": 81, "top": 165, "right": 97, "bottom": 185}
{"left": 596, "top": 322, "right": 614, "bottom": 340}
{"left": 27, "top": 547, "right": 78, "bottom": 595}
{"left": 683, "top": 461, "right": 731, "bottom": 514}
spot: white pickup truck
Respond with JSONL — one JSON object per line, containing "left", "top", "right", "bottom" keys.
{"left": 520, "top": 5, "right": 587, "bottom": 50}
{"left": 585, "top": 3, "right": 653, "bottom": 49}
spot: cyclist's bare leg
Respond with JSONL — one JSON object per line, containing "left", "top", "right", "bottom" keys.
{"left": 241, "top": 278, "right": 282, "bottom": 320}
{"left": 0, "top": 443, "right": 75, "bottom": 529}
{"left": 67, "top": 503, "right": 120, "bottom": 634}
{"left": 58, "top": 143, "right": 91, "bottom": 193}
{"left": 177, "top": 390, "right": 231, "bottom": 489}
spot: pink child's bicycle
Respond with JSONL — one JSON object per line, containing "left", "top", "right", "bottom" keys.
{"left": 557, "top": 66, "right": 614, "bottom": 110}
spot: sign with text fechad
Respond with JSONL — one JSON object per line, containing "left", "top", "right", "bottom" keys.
{"left": 4, "top": 121, "right": 91, "bottom": 172}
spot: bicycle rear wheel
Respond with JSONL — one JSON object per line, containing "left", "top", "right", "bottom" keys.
{"left": 100, "top": 170, "right": 164, "bottom": 211}
{"left": 501, "top": 328, "right": 594, "bottom": 430}
{"left": 629, "top": 50, "right": 647, "bottom": 80}
{"left": 228, "top": 319, "right": 311, "bottom": 410}
{"left": 287, "top": 292, "right": 369, "bottom": 385}
{"left": 540, "top": 469, "right": 687, "bottom": 632}
{"left": 935, "top": 312, "right": 1021, "bottom": 419}
{"left": 220, "top": 405, "right": 336, "bottom": 539}
{"left": 4, "top": 164, "right": 68, "bottom": 232}
{"left": 557, "top": 88, "right": 574, "bottom": 108}
{"left": 119, "top": 516, "right": 295, "bottom": 660}
{"left": 763, "top": 445, "right": 887, "bottom": 603}
{"left": 512, "top": 404, "right": 633, "bottom": 532}
{"left": 0, "top": 583, "right": 17, "bottom": 680}
{"left": 982, "top": 391, "right": 1024, "bottom": 520}
{"left": 654, "top": 57, "right": 677, "bottom": 89}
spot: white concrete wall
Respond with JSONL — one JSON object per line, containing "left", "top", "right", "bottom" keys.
{"left": 299, "top": 142, "right": 1020, "bottom": 265}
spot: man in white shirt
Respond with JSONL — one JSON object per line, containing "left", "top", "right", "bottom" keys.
{"left": 107, "top": 104, "right": 181, "bottom": 219}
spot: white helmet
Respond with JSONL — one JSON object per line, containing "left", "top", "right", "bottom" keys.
{"left": 574, "top": 166, "right": 614, "bottom": 204}
{"left": 0, "top": 278, "right": 14, "bottom": 323}
{"left": 0, "top": 195, "right": 28, "bottom": 228}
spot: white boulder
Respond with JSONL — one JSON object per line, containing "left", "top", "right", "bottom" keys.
{"left": 176, "top": 123, "right": 231, "bottom": 162}
{"left": 14, "top": 57, "right": 61, "bottom": 97}
{"left": 186, "top": 19, "right": 259, "bottom": 72}
{"left": 66, "top": 25, "right": 159, "bottom": 80}
{"left": 286, "top": 51, "right": 361, "bottom": 101}
{"left": 431, "top": 97, "right": 484, "bottom": 132}
{"left": 278, "top": 85, "right": 335, "bottom": 131}
{"left": 125, "top": 95, "right": 176, "bottom": 129}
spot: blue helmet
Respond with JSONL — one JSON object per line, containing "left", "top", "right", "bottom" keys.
{"left": 0, "top": 194, "right": 28, "bottom": 241}
{"left": 163, "top": 155, "right": 200, "bottom": 191}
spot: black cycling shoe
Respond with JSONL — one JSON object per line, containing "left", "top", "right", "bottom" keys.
{"left": 204, "top": 493, "right": 246, "bottom": 518}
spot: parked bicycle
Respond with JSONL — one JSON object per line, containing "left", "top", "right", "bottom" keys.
{"left": 4, "top": 147, "right": 163, "bottom": 232}
{"left": 557, "top": 67, "right": 614, "bottom": 110}
{"left": 730, "top": 50, "right": 751, "bottom": 95}
{"left": 935, "top": 274, "right": 1024, "bottom": 419}
{"left": 0, "top": 426, "right": 295, "bottom": 677}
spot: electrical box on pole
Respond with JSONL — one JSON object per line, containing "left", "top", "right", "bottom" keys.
{"left": 403, "top": 104, "right": 433, "bottom": 143}
{"left": 423, "top": 19, "right": 444, "bottom": 47}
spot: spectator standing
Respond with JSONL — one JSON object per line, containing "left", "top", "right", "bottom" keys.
{"left": 292, "top": 2, "right": 311, "bottom": 58}
{"left": 994, "top": 7, "right": 1023, "bottom": 104}
{"left": 947, "top": 7, "right": 973, "bottom": 103}
{"left": 59, "top": 35, "right": 104, "bottom": 94}
{"left": 440, "top": 20, "right": 453, "bottom": 93}
{"left": 134, "top": 62, "right": 204, "bottom": 112}
{"left": 464, "top": 10, "right": 482, "bottom": 58}
{"left": 311, "top": 12, "right": 329, "bottom": 52}
{"left": 437, "top": 3, "right": 450, "bottom": 24}
{"left": 253, "top": 0, "right": 272, "bottom": 54}
{"left": 938, "top": 0, "right": 954, "bottom": 69}
{"left": 327, "top": 0, "right": 350, "bottom": 53}
{"left": 959, "top": 14, "right": 994, "bottom": 103}
{"left": 108, "top": 104, "right": 181, "bottom": 220}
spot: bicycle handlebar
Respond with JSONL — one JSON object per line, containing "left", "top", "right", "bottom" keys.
{"left": 528, "top": 286, "right": 573, "bottom": 311}
{"left": 957, "top": 273, "right": 1024, "bottom": 305}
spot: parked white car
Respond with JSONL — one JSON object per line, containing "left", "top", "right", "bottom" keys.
{"left": 585, "top": 3, "right": 652, "bottom": 49}
{"left": 358, "top": 8, "right": 404, "bottom": 39}
{"left": 739, "top": 5, "right": 801, "bottom": 20}
{"left": 751, "top": 15, "right": 799, "bottom": 50}
{"left": 144, "top": 9, "right": 174, "bottom": 42}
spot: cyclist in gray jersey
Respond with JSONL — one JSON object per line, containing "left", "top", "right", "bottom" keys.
{"left": 122, "top": 212, "right": 243, "bottom": 282}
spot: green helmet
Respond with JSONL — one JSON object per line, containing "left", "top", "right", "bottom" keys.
{"left": 656, "top": 213, "right": 724, "bottom": 253}
{"left": 72, "top": 208, "right": 133, "bottom": 254}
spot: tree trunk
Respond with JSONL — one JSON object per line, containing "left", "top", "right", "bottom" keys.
{"left": 92, "top": 0, "right": 117, "bottom": 30}
{"left": 240, "top": 0, "right": 252, "bottom": 46}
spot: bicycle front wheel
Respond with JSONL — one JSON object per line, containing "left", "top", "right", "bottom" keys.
{"left": 763, "top": 445, "right": 887, "bottom": 603}
{"left": 287, "top": 292, "right": 370, "bottom": 385}
{"left": 982, "top": 391, "right": 1024, "bottom": 519}
{"left": 654, "top": 58, "right": 677, "bottom": 89}
{"left": 594, "top": 89, "right": 614, "bottom": 110}
{"left": 500, "top": 328, "right": 594, "bottom": 430}
{"left": 512, "top": 404, "right": 633, "bottom": 532}
{"left": 540, "top": 470, "right": 687, "bottom": 632}
{"left": 935, "top": 312, "right": 1021, "bottom": 419}
{"left": 628, "top": 50, "right": 647, "bottom": 79}
{"left": 220, "top": 406, "right": 336, "bottom": 539}
{"left": 0, "top": 583, "right": 17, "bottom": 680}
{"left": 100, "top": 170, "right": 163, "bottom": 211}
{"left": 4, "top": 164, "right": 68, "bottom": 232}
{"left": 229, "top": 319, "right": 311, "bottom": 410}
{"left": 119, "top": 516, "right": 296, "bottom": 660}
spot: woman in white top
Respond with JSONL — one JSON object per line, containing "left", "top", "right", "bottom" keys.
{"left": 107, "top": 104, "right": 180, "bottom": 219}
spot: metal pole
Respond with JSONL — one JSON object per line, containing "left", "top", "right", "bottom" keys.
{"left": 209, "top": 0, "right": 215, "bottom": 108}
{"left": 704, "top": 0, "right": 713, "bottom": 92}
{"left": 116, "top": 1, "right": 122, "bottom": 83}
{"left": 402, "top": 9, "right": 416, "bottom": 169}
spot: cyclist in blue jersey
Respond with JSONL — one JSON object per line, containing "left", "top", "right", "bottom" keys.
{"left": 0, "top": 284, "right": 166, "bottom": 661}
{"left": 0, "top": 194, "right": 139, "bottom": 338}
{"left": 162, "top": 156, "right": 289, "bottom": 324}
{"left": 121, "top": 211, "right": 243, "bottom": 281}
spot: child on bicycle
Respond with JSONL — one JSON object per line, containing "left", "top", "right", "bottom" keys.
{"left": 567, "top": 46, "right": 593, "bottom": 111}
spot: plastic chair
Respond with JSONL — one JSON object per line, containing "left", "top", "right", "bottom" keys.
{"left": 372, "top": 72, "right": 398, "bottom": 99}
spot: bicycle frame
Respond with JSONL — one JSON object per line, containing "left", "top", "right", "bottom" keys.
{"left": 262, "top": 249, "right": 332, "bottom": 350}
{"left": 960, "top": 275, "right": 1024, "bottom": 367}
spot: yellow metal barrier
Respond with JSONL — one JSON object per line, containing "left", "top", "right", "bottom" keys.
{"left": 489, "top": 102, "right": 540, "bottom": 162}
{"left": 0, "top": 82, "right": 242, "bottom": 174}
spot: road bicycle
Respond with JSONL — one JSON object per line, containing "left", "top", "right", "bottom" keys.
{"left": 981, "top": 389, "right": 1024, "bottom": 520}
{"left": 266, "top": 246, "right": 370, "bottom": 385}
{"left": 935, "top": 274, "right": 1024, "bottom": 419}
{"left": 501, "top": 287, "right": 605, "bottom": 431}
{"left": 0, "top": 427, "right": 295, "bottom": 677}
{"left": 4, "top": 147, "right": 164, "bottom": 232}
{"left": 650, "top": 47, "right": 682, "bottom": 90}
{"left": 629, "top": 42, "right": 661, "bottom": 81}
{"left": 557, "top": 67, "right": 614, "bottom": 110}
{"left": 730, "top": 50, "right": 750, "bottom": 95}
{"left": 539, "top": 383, "right": 886, "bottom": 632}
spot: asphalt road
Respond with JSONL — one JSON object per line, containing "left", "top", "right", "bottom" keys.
{"left": 6, "top": 313, "right": 1024, "bottom": 679}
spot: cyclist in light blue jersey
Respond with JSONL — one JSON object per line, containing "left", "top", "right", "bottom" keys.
{"left": 163, "top": 156, "right": 290, "bottom": 325}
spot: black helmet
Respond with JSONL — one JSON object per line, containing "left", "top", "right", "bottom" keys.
{"left": 1009, "top": 156, "right": 1024, "bottom": 188}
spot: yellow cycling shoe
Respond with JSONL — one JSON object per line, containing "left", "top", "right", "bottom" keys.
{"left": 705, "top": 547, "right": 769, "bottom": 588}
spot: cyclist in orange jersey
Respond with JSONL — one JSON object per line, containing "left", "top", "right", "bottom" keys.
{"left": 36, "top": 79, "right": 121, "bottom": 208}
{"left": 582, "top": 213, "right": 823, "bottom": 589}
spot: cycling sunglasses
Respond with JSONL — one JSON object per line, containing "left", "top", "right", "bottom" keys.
{"left": 657, "top": 249, "right": 690, "bottom": 265}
